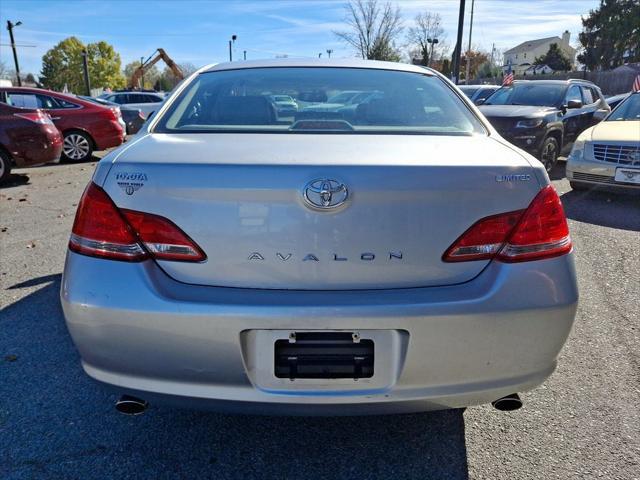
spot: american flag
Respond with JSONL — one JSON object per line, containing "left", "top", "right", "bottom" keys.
{"left": 503, "top": 65, "right": 514, "bottom": 86}
{"left": 633, "top": 74, "right": 640, "bottom": 92}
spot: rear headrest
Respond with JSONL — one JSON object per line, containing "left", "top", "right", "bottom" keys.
{"left": 212, "top": 96, "right": 275, "bottom": 125}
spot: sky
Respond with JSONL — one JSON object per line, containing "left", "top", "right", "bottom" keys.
{"left": 0, "top": 0, "right": 601, "bottom": 77}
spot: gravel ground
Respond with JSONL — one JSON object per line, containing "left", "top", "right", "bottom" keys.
{"left": 1, "top": 157, "right": 639, "bottom": 480}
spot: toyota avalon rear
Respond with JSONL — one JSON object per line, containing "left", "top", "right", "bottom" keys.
{"left": 61, "top": 60, "right": 578, "bottom": 416}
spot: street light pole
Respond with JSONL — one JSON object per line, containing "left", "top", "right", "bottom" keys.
{"left": 229, "top": 35, "right": 237, "bottom": 62}
{"left": 140, "top": 56, "right": 145, "bottom": 89}
{"left": 81, "top": 50, "right": 91, "bottom": 96}
{"left": 6, "top": 20, "right": 22, "bottom": 86}
{"left": 452, "top": 0, "right": 466, "bottom": 85}
{"left": 427, "top": 38, "right": 439, "bottom": 67}
{"left": 326, "top": 49, "right": 333, "bottom": 58}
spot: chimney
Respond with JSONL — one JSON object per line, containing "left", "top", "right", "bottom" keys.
{"left": 562, "top": 30, "right": 570, "bottom": 45}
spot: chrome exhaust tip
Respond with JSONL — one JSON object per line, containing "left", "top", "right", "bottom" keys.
{"left": 491, "top": 393, "right": 522, "bottom": 411}
{"left": 115, "top": 395, "right": 148, "bottom": 415}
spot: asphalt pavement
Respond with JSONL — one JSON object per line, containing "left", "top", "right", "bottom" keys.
{"left": 1, "top": 157, "right": 639, "bottom": 480}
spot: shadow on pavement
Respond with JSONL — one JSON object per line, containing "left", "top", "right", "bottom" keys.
{"left": 1, "top": 275, "right": 469, "bottom": 480}
{"left": 0, "top": 173, "right": 30, "bottom": 189}
{"left": 561, "top": 187, "right": 640, "bottom": 232}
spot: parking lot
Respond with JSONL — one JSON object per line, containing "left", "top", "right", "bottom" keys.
{"left": 1, "top": 155, "right": 639, "bottom": 479}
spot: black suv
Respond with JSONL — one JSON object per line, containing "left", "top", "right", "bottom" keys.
{"left": 479, "top": 79, "right": 610, "bottom": 171}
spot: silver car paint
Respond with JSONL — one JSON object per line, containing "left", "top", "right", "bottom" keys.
{"left": 62, "top": 59, "right": 578, "bottom": 414}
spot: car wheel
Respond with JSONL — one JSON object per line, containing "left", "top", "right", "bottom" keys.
{"left": 63, "top": 131, "right": 93, "bottom": 162}
{"left": 540, "top": 136, "right": 559, "bottom": 173}
{"left": 0, "top": 149, "right": 12, "bottom": 184}
{"left": 569, "top": 181, "right": 589, "bottom": 191}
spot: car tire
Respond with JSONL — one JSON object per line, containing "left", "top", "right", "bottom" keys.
{"left": 62, "top": 131, "right": 94, "bottom": 162}
{"left": 540, "top": 136, "right": 559, "bottom": 173}
{"left": 569, "top": 181, "right": 589, "bottom": 191}
{"left": 0, "top": 149, "right": 12, "bottom": 184}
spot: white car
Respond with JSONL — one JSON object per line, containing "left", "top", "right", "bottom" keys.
{"left": 567, "top": 91, "right": 640, "bottom": 190}
{"left": 99, "top": 91, "right": 164, "bottom": 118}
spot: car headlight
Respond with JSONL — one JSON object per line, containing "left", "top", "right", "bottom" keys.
{"left": 515, "top": 118, "right": 544, "bottom": 128}
{"left": 569, "top": 139, "right": 585, "bottom": 159}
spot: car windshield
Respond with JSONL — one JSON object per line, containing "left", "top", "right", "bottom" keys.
{"left": 607, "top": 94, "right": 640, "bottom": 121}
{"left": 154, "top": 67, "right": 485, "bottom": 135}
{"left": 484, "top": 83, "right": 564, "bottom": 107}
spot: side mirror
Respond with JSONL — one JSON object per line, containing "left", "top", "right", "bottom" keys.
{"left": 593, "top": 109, "right": 608, "bottom": 122}
{"left": 567, "top": 99, "right": 583, "bottom": 109}
{"left": 474, "top": 98, "right": 486, "bottom": 106}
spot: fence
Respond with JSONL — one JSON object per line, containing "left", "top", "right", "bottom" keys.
{"left": 468, "top": 70, "right": 637, "bottom": 95}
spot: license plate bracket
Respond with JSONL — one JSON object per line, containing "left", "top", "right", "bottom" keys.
{"left": 615, "top": 167, "right": 640, "bottom": 185}
{"left": 274, "top": 332, "right": 374, "bottom": 379}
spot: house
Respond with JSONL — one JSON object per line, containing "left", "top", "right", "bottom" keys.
{"left": 523, "top": 64, "right": 554, "bottom": 76}
{"left": 503, "top": 31, "right": 576, "bottom": 75}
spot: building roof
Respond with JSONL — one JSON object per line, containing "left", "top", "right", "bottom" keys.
{"left": 504, "top": 36, "right": 576, "bottom": 55}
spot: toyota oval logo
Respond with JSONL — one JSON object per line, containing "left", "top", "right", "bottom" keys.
{"left": 303, "top": 179, "right": 349, "bottom": 210}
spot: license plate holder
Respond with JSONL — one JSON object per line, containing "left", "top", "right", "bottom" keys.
{"left": 274, "top": 332, "right": 374, "bottom": 379}
{"left": 615, "top": 167, "right": 640, "bottom": 184}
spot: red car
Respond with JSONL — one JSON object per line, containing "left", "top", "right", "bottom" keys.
{"left": 0, "top": 87, "right": 124, "bottom": 163}
{"left": 0, "top": 101, "right": 63, "bottom": 183}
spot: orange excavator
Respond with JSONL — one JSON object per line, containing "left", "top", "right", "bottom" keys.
{"left": 129, "top": 48, "right": 184, "bottom": 89}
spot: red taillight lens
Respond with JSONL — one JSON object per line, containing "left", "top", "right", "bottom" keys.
{"left": 122, "top": 210, "right": 206, "bottom": 261}
{"left": 14, "top": 110, "right": 53, "bottom": 125}
{"left": 69, "top": 183, "right": 205, "bottom": 262}
{"left": 497, "top": 185, "right": 571, "bottom": 262}
{"left": 443, "top": 185, "right": 571, "bottom": 263}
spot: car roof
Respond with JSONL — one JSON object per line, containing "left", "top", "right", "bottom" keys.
{"left": 202, "top": 58, "right": 436, "bottom": 75}
{"left": 511, "top": 79, "right": 598, "bottom": 87}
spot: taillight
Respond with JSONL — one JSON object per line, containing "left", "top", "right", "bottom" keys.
{"left": 14, "top": 110, "right": 53, "bottom": 125}
{"left": 69, "top": 183, "right": 205, "bottom": 262}
{"left": 443, "top": 185, "right": 571, "bottom": 263}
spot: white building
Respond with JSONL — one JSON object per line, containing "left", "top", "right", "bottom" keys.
{"left": 503, "top": 31, "right": 576, "bottom": 75}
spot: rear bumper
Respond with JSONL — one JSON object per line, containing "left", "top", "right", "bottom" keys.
{"left": 10, "top": 129, "right": 62, "bottom": 167}
{"left": 94, "top": 120, "right": 125, "bottom": 150}
{"left": 61, "top": 251, "right": 578, "bottom": 415}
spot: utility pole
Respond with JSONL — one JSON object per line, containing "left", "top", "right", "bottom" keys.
{"left": 6, "top": 20, "right": 22, "bottom": 86}
{"left": 465, "top": 0, "right": 475, "bottom": 84}
{"left": 326, "top": 49, "right": 333, "bottom": 58}
{"left": 452, "top": 0, "right": 466, "bottom": 85}
{"left": 140, "top": 56, "right": 144, "bottom": 89}
{"left": 81, "top": 49, "right": 91, "bottom": 95}
{"left": 489, "top": 42, "right": 496, "bottom": 81}
{"left": 243, "top": 50, "right": 247, "bottom": 61}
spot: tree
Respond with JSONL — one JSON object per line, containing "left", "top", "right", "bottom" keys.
{"left": 86, "top": 41, "right": 126, "bottom": 90}
{"left": 459, "top": 50, "right": 489, "bottom": 79}
{"left": 534, "top": 43, "right": 572, "bottom": 71}
{"left": 334, "top": 0, "right": 403, "bottom": 61}
{"left": 440, "top": 58, "right": 451, "bottom": 77}
{"left": 0, "top": 60, "right": 9, "bottom": 79}
{"left": 578, "top": 0, "right": 640, "bottom": 70}
{"left": 40, "top": 37, "right": 125, "bottom": 92}
{"left": 407, "top": 12, "right": 446, "bottom": 66}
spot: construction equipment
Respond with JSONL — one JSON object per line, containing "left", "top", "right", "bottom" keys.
{"left": 129, "top": 48, "right": 184, "bottom": 89}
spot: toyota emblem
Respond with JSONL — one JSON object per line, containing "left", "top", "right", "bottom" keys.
{"left": 303, "top": 179, "right": 349, "bottom": 210}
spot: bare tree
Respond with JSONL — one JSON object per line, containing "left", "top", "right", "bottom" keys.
{"left": 334, "top": 0, "right": 403, "bottom": 61}
{"left": 407, "top": 12, "right": 446, "bottom": 66}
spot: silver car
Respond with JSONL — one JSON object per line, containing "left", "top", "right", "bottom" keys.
{"left": 99, "top": 91, "right": 165, "bottom": 118}
{"left": 61, "top": 59, "right": 578, "bottom": 416}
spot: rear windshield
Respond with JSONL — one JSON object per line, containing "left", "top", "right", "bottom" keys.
{"left": 154, "top": 67, "right": 485, "bottom": 135}
{"left": 484, "top": 83, "right": 565, "bottom": 107}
